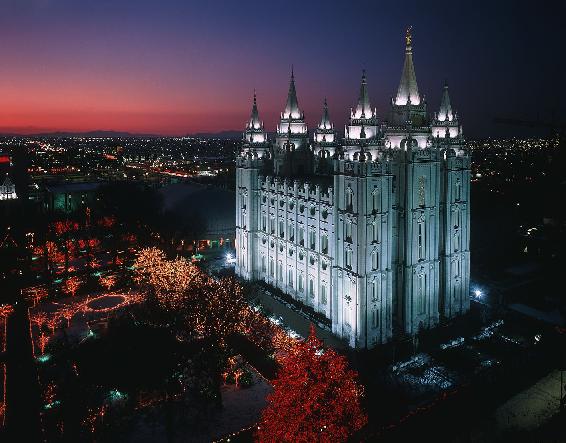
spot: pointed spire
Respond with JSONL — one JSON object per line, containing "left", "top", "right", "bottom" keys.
{"left": 354, "top": 70, "right": 372, "bottom": 119}
{"left": 243, "top": 90, "right": 268, "bottom": 146}
{"left": 284, "top": 66, "right": 301, "bottom": 119}
{"left": 395, "top": 27, "right": 420, "bottom": 106}
{"left": 247, "top": 89, "right": 261, "bottom": 130}
{"left": 405, "top": 26, "right": 412, "bottom": 50}
{"left": 319, "top": 98, "right": 332, "bottom": 130}
{"left": 314, "top": 98, "right": 336, "bottom": 145}
{"left": 438, "top": 80, "right": 453, "bottom": 122}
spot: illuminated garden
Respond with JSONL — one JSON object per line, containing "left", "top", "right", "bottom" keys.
{"left": 20, "top": 242, "right": 367, "bottom": 442}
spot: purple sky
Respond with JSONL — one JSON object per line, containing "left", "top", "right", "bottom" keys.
{"left": 0, "top": 0, "right": 563, "bottom": 136}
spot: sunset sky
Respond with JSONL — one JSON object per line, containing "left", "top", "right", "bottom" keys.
{"left": 0, "top": 0, "right": 563, "bottom": 136}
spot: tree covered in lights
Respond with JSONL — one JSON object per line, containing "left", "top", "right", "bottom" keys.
{"left": 256, "top": 325, "right": 367, "bottom": 443}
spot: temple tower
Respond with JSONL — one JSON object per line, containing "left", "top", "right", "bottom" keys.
{"left": 313, "top": 99, "right": 338, "bottom": 174}
{"left": 433, "top": 83, "right": 471, "bottom": 320}
{"left": 343, "top": 71, "right": 381, "bottom": 161}
{"left": 235, "top": 92, "right": 270, "bottom": 280}
{"left": 274, "top": 69, "right": 312, "bottom": 176}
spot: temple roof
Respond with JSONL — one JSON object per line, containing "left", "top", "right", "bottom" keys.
{"left": 283, "top": 68, "right": 302, "bottom": 119}
{"left": 247, "top": 91, "right": 262, "bottom": 130}
{"left": 437, "top": 81, "right": 454, "bottom": 122}
{"left": 353, "top": 70, "right": 373, "bottom": 118}
{"left": 395, "top": 27, "right": 421, "bottom": 106}
{"left": 319, "top": 98, "right": 333, "bottom": 130}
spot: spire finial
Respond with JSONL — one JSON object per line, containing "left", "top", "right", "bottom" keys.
{"left": 253, "top": 89, "right": 257, "bottom": 105}
{"left": 291, "top": 65, "right": 294, "bottom": 80}
{"left": 405, "top": 26, "right": 412, "bottom": 48}
{"left": 362, "top": 69, "right": 366, "bottom": 82}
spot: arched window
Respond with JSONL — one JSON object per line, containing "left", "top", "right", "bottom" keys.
{"left": 452, "top": 259, "right": 461, "bottom": 279}
{"left": 453, "top": 207, "right": 461, "bottom": 230}
{"left": 345, "top": 187, "right": 354, "bottom": 212}
{"left": 418, "top": 176, "right": 426, "bottom": 207}
{"left": 298, "top": 274, "right": 304, "bottom": 292}
{"left": 417, "top": 273, "right": 426, "bottom": 314}
{"left": 288, "top": 269, "right": 294, "bottom": 288}
{"left": 370, "top": 280, "right": 378, "bottom": 302}
{"left": 321, "top": 234, "right": 328, "bottom": 254}
{"left": 371, "top": 187, "right": 379, "bottom": 212}
{"left": 371, "top": 308, "right": 379, "bottom": 329}
{"left": 372, "top": 222, "right": 379, "bottom": 243}
{"left": 417, "top": 220, "right": 425, "bottom": 260}
{"left": 320, "top": 284, "right": 327, "bottom": 305}
{"left": 345, "top": 247, "right": 352, "bottom": 269}
{"left": 345, "top": 221, "right": 353, "bottom": 243}
{"left": 309, "top": 230, "right": 316, "bottom": 250}
{"left": 371, "top": 250, "right": 379, "bottom": 270}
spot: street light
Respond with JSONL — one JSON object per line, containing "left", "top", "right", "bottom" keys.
{"left": 474, "top": 289, "right": 483, "bottom": 298}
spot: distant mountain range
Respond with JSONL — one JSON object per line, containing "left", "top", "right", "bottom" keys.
{"left": 187, "top": 130, "right": 241, "bottom": 139}
{"left": 0, "top": 129, "right": 243, "bottom": 139}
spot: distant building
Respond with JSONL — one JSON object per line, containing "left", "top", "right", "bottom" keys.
{"left": 0, "top": 152, "right": 17, "bottom": 202}
{"left": 159, "top": 182, "right": 235, "bottom": 251}
{"left": 45, "top": 182, "right": 101, "bottom": 213}
{"left": 236, "top": 29, "right": 471, "bottom": 348}
{"left": 0, "top": 174, "right": 17, "bottom": 201}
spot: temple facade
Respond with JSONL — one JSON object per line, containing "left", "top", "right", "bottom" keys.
{"left": 235, "top": 29, "right": 470, "bottom": 349}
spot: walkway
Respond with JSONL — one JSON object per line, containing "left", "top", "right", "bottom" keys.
{"left": 251, "top": 286, "right": 349, "bottom": 351}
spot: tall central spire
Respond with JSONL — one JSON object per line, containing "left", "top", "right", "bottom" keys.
{"left": 395, "top": 27, "right": 420, "bottom": 106}
{"left": 283, "top": 66, "right": 301, "bottom": 119}
{"left": 353, "top": 70, "right": 372, "bottom": 119}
